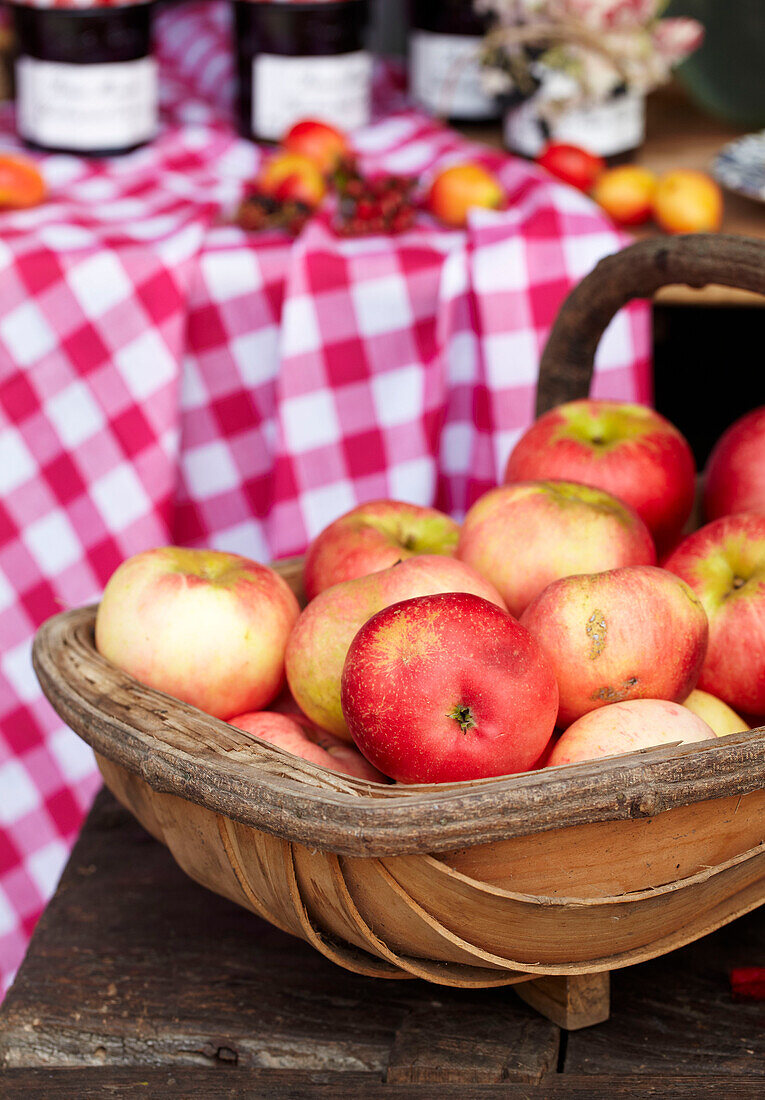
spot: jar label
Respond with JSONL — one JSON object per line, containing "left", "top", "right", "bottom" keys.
{"left": 410, "top": 31, "right": 496, "bottom": 120}
{"left": 16, "top": 56, "right": 158, "bottom": 152}
{"left": 504, "top": 92, "right": 646, "bottom": 158}
{"left": 252, "top": 52, "right": 372, "bottom": 142}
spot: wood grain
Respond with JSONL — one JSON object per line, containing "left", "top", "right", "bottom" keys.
{"left": 31, "top": 605, "right": 765, "bottom": 858}
{"left": 4, "top": 1070, "right": 764, "bottom": 1098}
{"left": 514, "top": 974, "right": 610, "bottom": 1031}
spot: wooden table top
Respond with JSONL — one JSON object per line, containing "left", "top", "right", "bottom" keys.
{"left": 1, "top": 788, "right": 763, "bottom": 1097}
{"left": 464, "top": 84, "right": 765, "bottom": 308}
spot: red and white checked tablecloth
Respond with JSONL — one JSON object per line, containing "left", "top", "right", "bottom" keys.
{"left": 0, "top": 1, "right": 651, "bottom": 995}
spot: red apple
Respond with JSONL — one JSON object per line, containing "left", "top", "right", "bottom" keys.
{"left": 341, "top": 592, "right": 558, "bottom": 783}
{"left": 257, "top": 152, "right": 326, "bottom": 208}
{"left": 504, "top": 400, "right": 696, "bottom": 554}
{"left": 547, "top": 698, "right": 714, "bottom": 768}
{"left": 664, "top": 514, "right": 765, "bottom": 714}
{"left": 283, "top": 119, "right": 350, "bottom": 174}
{"left": 521, "top": 565, "right": 708, "bottom": 727}
{"left": 304, "top": 500, "right": 460, "bottom": 601}
{"left": 95, "top": 548, "right": 300, "bottom": 719}
{"left": 229, "top": 711, "right": 385, "bottom": 782}
{"left": 286, "top": 555, "right": 506, "bottom": 739}
{"left": 704, "top": 406, "right": 765, "bottom": 521}
{"left": 458, "top": 480, "right": 656, "bottom": 618}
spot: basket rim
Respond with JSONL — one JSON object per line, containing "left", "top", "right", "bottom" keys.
{"left": 33, "top": 603, "right": 765, "bottom": 858}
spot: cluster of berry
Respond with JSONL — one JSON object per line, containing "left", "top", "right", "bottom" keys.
{"left": 236, "top": 191, "right": 313, "bottom": 238}
{"left": 333, "top": 158, "right": 418, "bottom": 237}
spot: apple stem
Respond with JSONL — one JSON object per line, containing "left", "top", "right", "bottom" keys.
{"left": 448, "top": 704, "right": 477, "bottom": 734}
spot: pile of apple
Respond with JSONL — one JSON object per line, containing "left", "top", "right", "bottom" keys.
{"left": 95, "top": 401, "right": 765, "bottom": 786}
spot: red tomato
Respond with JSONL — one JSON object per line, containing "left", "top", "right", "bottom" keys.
{"left": 535, "top": 143, "right": 605, "bottom": 192}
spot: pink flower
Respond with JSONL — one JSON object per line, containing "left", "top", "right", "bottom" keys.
{"left": 562, "top": 0, "right": 660, "bottom": 30}
{"left": 652, "top": 17, "right": 705, "bottom": 65}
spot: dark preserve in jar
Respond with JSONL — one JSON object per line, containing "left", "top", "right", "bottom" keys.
{"left": 12, "top": 2, "right": 158, "bottom": 157}
{"left": 409, "top": 0, "right": 498, "bottom": 122}
{"left": 233, "top": 0, "right": 372, "bottom": 143}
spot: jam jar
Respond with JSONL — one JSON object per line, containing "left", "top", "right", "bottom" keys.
{"left": 409, "top": 0, "right": 498, "bottom": 122}
{"left": 233, "top": 0, "right": 372, "bottom": 143}
{"left": 12, "top": 1, "right": 158, "bottom": 157}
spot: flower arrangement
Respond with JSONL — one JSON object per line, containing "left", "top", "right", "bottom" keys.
{"left": 477, "top": 1, "right": 704, "bottom": 116}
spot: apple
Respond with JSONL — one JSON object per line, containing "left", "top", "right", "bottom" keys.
{"left": 303, "top": 500, "right": 460, "bottom": 601}
{"left": 283, "top": 119, "right": 350, "bottom": 174}
{"left": 229, "top": 711, "right": 385, "bottom": 782}
{"left": 341, "top": 592, "right": 559, "bottom": 783}
{"left": 547, "top": 698, "right": 715, "bottom": 768}
{"left": 664, "top": 514, "right": 765, "bottom": 714}
{"left": 520, "top": 565, "right": 708, "bottom": 727}
{"left": 427, "top": 163, "right": 505, "bottom": 228}
{"left": 682, "top": 689, "right": 749, "bottom": 738}
{"left": 257, "top": 152, "right": 326, "bottom": 208}
{"left": 95, "top": 548, "right": 300, "bottom": 720}
{"left": 504, "top": 400, "right": 697, "bottom": 554}
{"left": 458, "top": 480, "right": 656, "bottom": 618}
{"left": 704, "top": 406, "right": 765, "bottom": 521}
{"left": 286, "top": 554, "right": 506, "bottom": 739}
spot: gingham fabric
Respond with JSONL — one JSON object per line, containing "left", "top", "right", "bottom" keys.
{"left": 0, "top": 0, "right": 650, "bottom": 997}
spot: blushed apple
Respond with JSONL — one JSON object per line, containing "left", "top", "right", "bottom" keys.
{"left": 95, "top": 548, "right": 299, "bottom": 720}
{"left": 283, "top": 119, "right": 350, "bottom": 173}
{"left": 504, "top": 400, "right": 696, "bottom": 553}
{"left": 547, "top": 698, "right": 714, "bottom": 768}
{"left": 704, "top": 406, "right": 765, "bottom": 521}
{"left": 458, "top": 480, "right": 656, "bottom": 618}
{"left": 682, "top": 690, "right": 749, "bottom": 738}
{"left": 286, "top": 554, "right": 506, "bottom": 739}
{"left": 664, "top": 514, "right": 765, "bottom": 714}
{"left": 521, "top": 565, "right": 708, "bottom": 727}
{"left": 304, "top": 499, "right": 460, "bottom": 601}
{"left": 229, "top": 711, "right": 385, "bottom": 781}
{"left": 341, "top": 592, "right": 558, "bottom": 783}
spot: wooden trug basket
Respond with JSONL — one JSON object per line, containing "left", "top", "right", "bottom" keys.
{"left": 33, "top": 235, "right": 765, "bottom": 1031}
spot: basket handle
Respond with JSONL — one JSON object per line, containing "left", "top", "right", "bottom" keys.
{"left": 536, "top": 233, "right": 765, "bottom": 416}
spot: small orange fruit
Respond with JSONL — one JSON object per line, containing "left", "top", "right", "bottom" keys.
{"left": 652, "top": 169, "right": 723, "bottom": 234}
{"left": 427, "top": 163, "right": 505, "bottom": 229}
{"left": 257, "top": 152, "right": 326, "bottom": 208}
{"left": 0, "top": 153, "right": 46, "bottom": 209}
{"left": 592, "top": 165, "right": 657, "bottom": 226}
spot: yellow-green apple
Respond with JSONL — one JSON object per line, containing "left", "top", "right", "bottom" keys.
{"left": 457, "top": 480, "right": 656, "bottom": 618}
{"left": 504, "top": 400, "right": 696, "bottom": 554}
{"left": 664, "top": 514, "right": 765, "bottom": 714}
{"left": 547, "top": 698, "right": 714, "bottom": 767}
{"left": 520, "top": 565, "right": 708, "bottom": 727}
{"left": 341, "top": 592, "right": 558, "bottom": 783}
{"left": 95, "top": 548, "right": 300, "bottom": 720}
{"left": 304, "top": 500, "right": 460, "bottom": 601}
{"left": 285, "top": 555, "right": 506, "bottom": 739}
{"left": 704, "top": 406, "right": 765, "bottom": 521}
{"left": 682, "top": 689, "right": 749, "bottom": 737}
{"left": 229, "top": 711, "right": 385, "bottom": 781}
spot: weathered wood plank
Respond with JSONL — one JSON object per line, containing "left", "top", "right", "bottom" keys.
{"left": 2, "top": 1069, "right": 764, "bottom": 1098}
{"left": 565, "top": 906, "right": 765, "bottom": 1076}
{"left": 386, "top": 1002, "right": 558, "bottom": 1084}
{"left": 31, "top": 607, "right": 765, "bottom": 856}
{"left": 0, "top": 792, "right": 556, "bottom": 1083}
